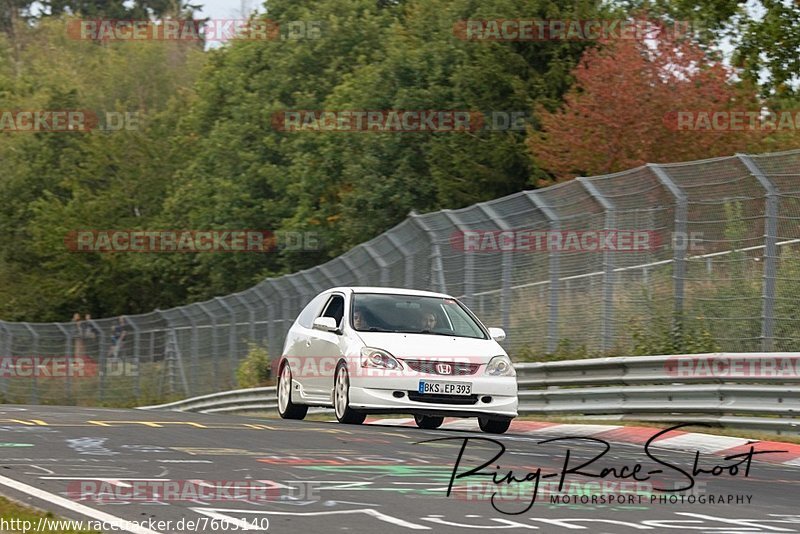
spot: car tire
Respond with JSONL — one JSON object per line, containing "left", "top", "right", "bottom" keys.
{"left": 334, "top": 363, "right": 366, "bottom": 425}
{"left": 277, "top": 362, "right": 308, "bottom": 420}
{"left": 414, "top": 415, "right": 444, "bottom": 430}
{"left": 478, "top": 416, "right": 511, "bottom": 434}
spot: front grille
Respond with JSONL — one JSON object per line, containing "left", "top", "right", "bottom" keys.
{"left": 407, "top": 391, "right": 479, "bottom": 405}
{"left": 403, "top": 359, "right": 481, "bottom": 376}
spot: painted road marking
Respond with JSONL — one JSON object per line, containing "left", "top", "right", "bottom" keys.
{"left": 191, "top": 507, "right": 430, "bottom": 530}
{"left": 0, "top": 473, "right": 164, "bottom": 534}
{"left": 653, "top": 433, "right": 751, "bottom": 454}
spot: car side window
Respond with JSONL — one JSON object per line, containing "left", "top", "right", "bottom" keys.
{"left": 320, "top": 294, "right": 345, "bottom": 328}
{"left": 296, "top": 294, "right": 328, "bottom": 329}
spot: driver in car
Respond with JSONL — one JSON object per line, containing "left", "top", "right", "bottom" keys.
{"left": 420, "top": 312, "right": 437, "bottom": 331}
{"left": 353, "top": 308, "right": 369, "bottom": 330}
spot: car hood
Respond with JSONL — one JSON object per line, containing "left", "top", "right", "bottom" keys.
{"left": 355, "top": 332, "right": 504, "bottom": 361}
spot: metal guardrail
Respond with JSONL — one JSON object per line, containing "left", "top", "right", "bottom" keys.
{"left": 140, "top": 353, "right": 800, "bottom": 436}
{"left": 141, "top": 386, "right": 278, "bottom": 414}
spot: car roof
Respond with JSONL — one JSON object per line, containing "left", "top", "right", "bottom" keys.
{"left": 327, "top": 287, "right": 455, "bottom": 299}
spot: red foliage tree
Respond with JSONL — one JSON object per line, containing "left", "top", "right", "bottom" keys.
{"left": 528, "top": 27, "right": 765, "bottom": 181}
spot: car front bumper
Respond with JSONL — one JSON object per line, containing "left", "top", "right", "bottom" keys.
{"left": 348, "top": 374, "right": 518, "bottom": 418}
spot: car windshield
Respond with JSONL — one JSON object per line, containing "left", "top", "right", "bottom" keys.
{"left": 350, "top": 293, "right": 487, "bottom": 339}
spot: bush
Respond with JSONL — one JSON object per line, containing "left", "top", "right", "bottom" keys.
{"left": 236, "top": 343, "right": 271, "bottom": 388}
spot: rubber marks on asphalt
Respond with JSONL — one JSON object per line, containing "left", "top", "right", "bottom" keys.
{"left": 363, "top": 418, "right": 800, "bottom": 467}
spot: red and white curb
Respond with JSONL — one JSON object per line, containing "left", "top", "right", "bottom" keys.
{"left": 364, "top": 418, "right": 800, "bottom": 468}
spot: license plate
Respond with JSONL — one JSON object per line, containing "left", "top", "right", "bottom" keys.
{"left": 418, "top": 381, "right": 472, "bottom": 396}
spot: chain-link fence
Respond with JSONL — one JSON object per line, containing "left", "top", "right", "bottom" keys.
{"left": 2, "top": 150, "right": 800, "bottom": 405}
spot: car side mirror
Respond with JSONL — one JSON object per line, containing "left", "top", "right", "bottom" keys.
{"left": 488, "top": 327, "right": 506, "bottom": 342}
{"left": 313, "top": 317, "right": 339, "bottom": 333}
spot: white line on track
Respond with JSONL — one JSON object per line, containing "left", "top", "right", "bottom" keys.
{"left": 0, "top": 473, "right": 164, "bottom": 534}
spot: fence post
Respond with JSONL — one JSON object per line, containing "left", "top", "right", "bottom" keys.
{"left": 252, "top": 284, "right": 278, "bottom": 375}
{"left": 55, "top": 323, "right": 73, "bottom": 403}
{"left": 318, "top": 265, "right": 339, "bottom": 290}
{"left": 362, "top": 243, "right": 391, "bottom": 286}
{"left": 579, "top": 177, "right": 617, "bottom": 352}
{"left": 523, "top": 192, "right": 560, "bottom": 353}
{"left": 649, "top": 164, "right": 688, "bottom": 320}
{"left": 85, "top": 317, "right": 106, "bottom": 402}
{"left": 197, "top": 303, "right": 219, "bottom": 391}
{"left": 738, "top": 154, "right": 779, "bottom": 351}
{"left": 122, "top": 316, "right": 142, "bottom": 398}
{"left": 476, "top": 203, "right": 515, "bottom": 337}
{"left": 299, "top": 270, "right": 326, "bottom": 294}
{"left": 0, "top": 321, "right": 9, "bottom": 396}
{"left": 234, "top": 293, "right": 257, "bottom": 346}
{"left": 21, "top": 323, "right": 39, "bottom": 403}
{"left": 441, "top": 210, "right": 474, "bottom": 306}
{"left": 176, "top": 307, "right": 198, "bottom": 395}
{"left": 215, "top": 297, "right": 238, "bottom": 385}
{"left": 385, "top": 231, "right": 414, "bottom": 287}
{"left": 409, "top": 211, "right": 446, "bottom": 293}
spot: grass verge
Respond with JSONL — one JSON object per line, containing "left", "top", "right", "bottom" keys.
{"left": 0, "top": 496, "right": 99, "bottom": 534}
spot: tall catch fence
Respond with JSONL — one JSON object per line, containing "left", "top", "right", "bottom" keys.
{"left": 1, "top": 150, "right": 799, "bottom": 404}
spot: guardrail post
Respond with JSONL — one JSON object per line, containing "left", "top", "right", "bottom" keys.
{"left": 410, "top": 211, "right": 447, "bottom": 293}
{"left": 442, "top": 210, "right": 474, "bottom": 306}
{"left": 176, "top": 307, "right": 198, "bottom": 395}
{"left": 649, "top": 164, "right": 688, "bottom": 320}
{"left": 55, "top": 323, "right": 73, "bottom": 403}
{"left": 524, "top": 192, "right": 560, "bottom": 353}
{"left": 197, "top": 303, "right": 219, "bottom": 391}
{"left": 738, "top": 154, "right": 779, "bottom": 351}
{"left": 21, "top": 323, "right": 39, "bottom": 403}
{"left": 579, "top": 177, "right": 617, "bottom": 352}
{"left": 215, "top": 297, "right": 238, "bottom": 385}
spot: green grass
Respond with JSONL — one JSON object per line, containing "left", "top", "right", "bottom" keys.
{"left": 0, "top": 496, "right": 99, "bottom": 534}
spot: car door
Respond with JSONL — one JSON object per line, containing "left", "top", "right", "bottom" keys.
{"left": 305, "top": 292, "right": 346, "bottom": 397}
{"left": 283, "top": 292, "right": 329, "bottom": 397}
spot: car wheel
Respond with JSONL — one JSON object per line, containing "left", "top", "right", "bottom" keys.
{"left": 277, "top": 362, "right": 308, "bottom": 420}
{"left": 334, "top": 363, "right": 366, "bottom": 424}
{"left": 478, "top": 416, "right": 511, "bottom": 434}
{"left": 414, "top": 415, "right": 444, "bottom": 430}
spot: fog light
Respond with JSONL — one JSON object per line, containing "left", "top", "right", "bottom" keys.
{"left": 481, "top": 396, "right": 492, "bottom": 403}
{"left": 393, "top": 391, "right": 405, "bottom": 398}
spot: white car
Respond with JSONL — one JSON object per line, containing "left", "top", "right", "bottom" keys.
{"left": 276, "top": 287, "right": 518, "bottom": 433}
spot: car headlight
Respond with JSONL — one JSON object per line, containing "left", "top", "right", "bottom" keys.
{"left": 360, "top": 347, "right": 403, "bottom": 370}
{"left": 486, "top": 355, "right": 515, "bottom": 376}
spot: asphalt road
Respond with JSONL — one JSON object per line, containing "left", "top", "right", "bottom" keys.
{"left": 0, "top": 404, "right": 798, "bottom": 533}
